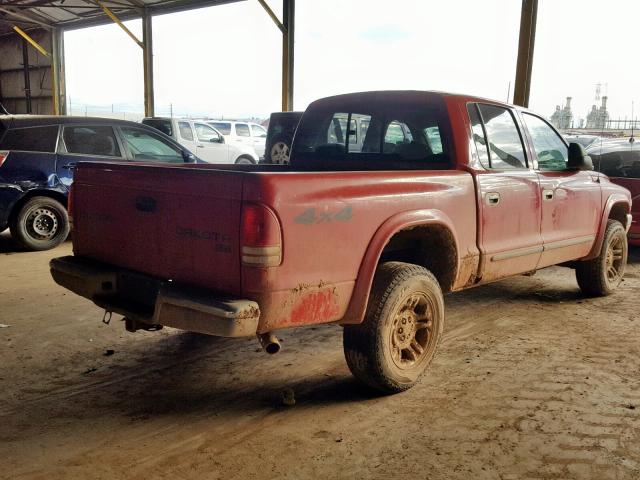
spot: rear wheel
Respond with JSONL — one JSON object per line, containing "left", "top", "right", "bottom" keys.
{"left": 343, "top": 262, "right": 444, "bottom": 394}
{"left": 235, "top": 156, "right": 255, "bottom": 165}
{"left": 576, "top": 219, "right": 627, "bottom": 296}
{"left": 10, "top": 196, "right": 69, "bottom": 251}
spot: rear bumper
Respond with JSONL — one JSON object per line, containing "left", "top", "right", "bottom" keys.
{"left": 50, "top": 255, "right": 260, "bottom": 337}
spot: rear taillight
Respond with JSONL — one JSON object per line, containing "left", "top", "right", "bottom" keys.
{"left": 67, "top": 183, "right": 75, "bottom": 232}
{"left": 241, "top": 204, "right": 282, "bottom": 267}
{"left": 0, "top": 151, "right": 8, "bottom": 168}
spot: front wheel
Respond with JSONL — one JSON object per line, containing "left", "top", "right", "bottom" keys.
{"left": 10, "top": 196, "right": 70, "bottom": 251}
{"left": 576, "top": 219, "right": 627, "bottom": 296}
{"left": 343, "top": 262, "right": 445, "bottom": 394}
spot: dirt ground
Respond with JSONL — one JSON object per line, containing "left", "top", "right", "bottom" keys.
{"left": 1, "top": 230, "right": 639, "bottom": 480}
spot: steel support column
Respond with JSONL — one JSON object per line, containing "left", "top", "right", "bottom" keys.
{"left": 21, "top": 38, "right": 32, "bottom": 113}
{"left": 513, "top": 0, "right": 538, "bottom": 107}
{"left": 51, "top": 27, "right": 66, "bottom": 115}
{"left": 142, "top": 8, "right": 154, "bottom": 117}
{"left": 281, "top": 0, "right": 294, "bottom": 111}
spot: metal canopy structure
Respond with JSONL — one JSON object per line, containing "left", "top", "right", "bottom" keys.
{"left": 0, "top": 0, "right": 241, "bottom": 35}
{"left": 0, "top": 0, "right": 295, "bottom": 116}
{"left": 0, "top": 0, "right": 537, "bottom": 118}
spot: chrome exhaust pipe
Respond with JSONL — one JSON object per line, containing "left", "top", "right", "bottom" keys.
{"left": 257, "top": 332, "right": 281, "bottom": 354}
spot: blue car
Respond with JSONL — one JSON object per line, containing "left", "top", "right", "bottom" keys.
{"left": 0, "top": 115, "right": 198, "bottom": 251}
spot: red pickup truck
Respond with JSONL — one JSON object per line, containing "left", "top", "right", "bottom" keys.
{"left": 51, "top": 91, "right": 632, "bottom": 394}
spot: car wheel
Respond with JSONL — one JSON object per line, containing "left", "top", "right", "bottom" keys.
{"left": 235, "top": 156, "right": 255, "bottom": 165}
{"left": 576, "top": 219, "right": 627, "bottom": 296}
{"left": 270, "top": 141, "right": 290, "bottom": 164}
{"left": 10, "top": 196, "right": 70, "bottom": 251}
{"left": 343, "top": 261, "right": 445, "bottom": 394}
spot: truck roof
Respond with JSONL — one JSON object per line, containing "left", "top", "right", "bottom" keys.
{"left": 308, "top": 90, "right": 515, "bottom": 110}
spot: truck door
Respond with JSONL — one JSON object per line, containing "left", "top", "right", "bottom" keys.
{"left": 468, "top": 103, "right": 543, "bottom": 282}
{"left": 194, "top": 123, "right": 229, "bottom": 163}
{"left": 521, "top": 113, "right": 602, "bottom": 267}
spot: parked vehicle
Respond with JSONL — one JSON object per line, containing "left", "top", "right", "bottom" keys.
{"left": 563, "top": 134, "right": 600, "bottom": 150}
{"left": 51, "top": 91, "right": 632, "bottom": 394}
{"left": 0, "top": 115, "right": 197, "bottom": 251}
{"left": 142, "top": 117, "right": 258, "bottom": 164}
{"left": 263, "top": 111, "right": 303, "bottom": 164}
{"left": 588, "top": 137, "right": 640, "bottom": 245}
{"left": 205, "top": 120, "right": 267, "bottom": 159}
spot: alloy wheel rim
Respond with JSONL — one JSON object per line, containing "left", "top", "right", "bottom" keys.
{"left": 271, "top": 142, "right": 289, "bottom": 163}
{"left": 389, "top": 292, "right": 437, "bottom": 370}
{"left": 605, "top": 233, "right": 625, "bottom": 283}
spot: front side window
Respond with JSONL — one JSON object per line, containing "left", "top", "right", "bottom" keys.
{"left": 63, "top": 126, "right": 121, "bottom": 157}
{"left": 0, "top": 126, "right": 59, "bottom": 152}
{"left": 235, "top": 123, "right": 250, "bottom": 137}
{"left": 120, "top": 127, "right": 183, "bottom": 163}
{"left": 523, "top": 113, "right": 568, "bottom": 171}
{"left": 195, "top": 123, "right": 221, "bottom": 142}
{"left": 384, "top": 121, "right": 407, "bottom": 147}
{"left": 178, "top": 122, "right": 194, "bottom": 141}
{"left": 251, "top": 124, "right": 267, "bottom": 138}
{"left": 209, "top": 122, "right": 231, "bottom": 135}
{"left": 477, "top": 104, "right": 527, "bottom": 169}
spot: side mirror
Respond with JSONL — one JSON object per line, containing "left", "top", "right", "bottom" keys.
{"left": 567, "top": 142, "right": 593, "bottom": 171}
{"left": 210, "top": 136, "right": 224, "bottom": 144}
{"left": 182, "top": 150, "right": 196, "bottom": 162}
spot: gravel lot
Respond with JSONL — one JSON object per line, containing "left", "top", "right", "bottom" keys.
{"left": 1, "top": 230, "right": 639, "bottom": 480}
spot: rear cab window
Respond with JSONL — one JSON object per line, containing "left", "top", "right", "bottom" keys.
{"left": 292, "top": 94, "right": 452, "bottom": 170}
{"left": 0, "top": 126, "right": 59, "bottom": 152}
{"left": 62, "top": 126, "right": 121, "bottom": 157}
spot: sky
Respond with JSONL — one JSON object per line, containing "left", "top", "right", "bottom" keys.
{"left": 63, "top": 0, "right": 640, "bottom": 123}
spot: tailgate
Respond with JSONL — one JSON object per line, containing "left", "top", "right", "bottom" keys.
{"left": 72, "top": 162, "right": 243, "bottom": 295}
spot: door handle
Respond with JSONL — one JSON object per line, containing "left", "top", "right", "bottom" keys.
{"left": 486, "top": 192, "right": 500, "bottom": 206}
{"left": 196, "top": 145, "right": 204, "bottom": 148}
{"left": 543, "top": 189, "right": 554, "bottom": 201}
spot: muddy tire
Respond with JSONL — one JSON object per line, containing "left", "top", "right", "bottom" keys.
{"left": 576, "top": 219, "right": 627, "bottom": 296}
{"left": 343, "top": 262, "right": 445, "bottom": 394}
{"left": 10, "top": 196, "right": 69, "bottom": 251}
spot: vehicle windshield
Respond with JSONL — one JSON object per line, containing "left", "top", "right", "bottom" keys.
{"left": 291, "top": 94, "right": 451, "bottom": 170}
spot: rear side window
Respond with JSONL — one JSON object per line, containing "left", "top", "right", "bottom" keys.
{"left": 236, "top": 123, "right": 250, "bottom": 137}
{"left": 178, "top": 122, "right": 194, "bottom": 141}
{"left": 477, "top": 104, "right": 527, "bottom": 169}
{"left": 63, "top": 126, "right": 121, "bottom": 157}
{"left": 210, "top": 122, "right": 231, "bottom": 135}
{"left": 142, "top": 119, "right": 172, "bottom": 137}
{"left": 0, "top": 126, "right": 59, "bottom": 152}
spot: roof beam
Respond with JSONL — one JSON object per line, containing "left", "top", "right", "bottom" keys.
{"left": 0, "top": 6, "right": 53, "bottom": 29}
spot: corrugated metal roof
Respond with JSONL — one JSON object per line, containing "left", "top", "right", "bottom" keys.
{"left": 0, "top": 0, "right": 243, "bottom": 36}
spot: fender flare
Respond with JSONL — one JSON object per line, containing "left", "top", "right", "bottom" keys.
{"left": 340, "top": 209, "right": 459, "bottom": 325}
{"left": 585, "top": 194, "right": 631, "bottom": 260}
